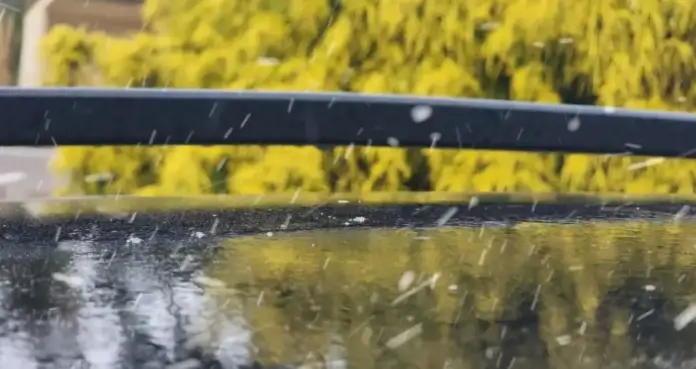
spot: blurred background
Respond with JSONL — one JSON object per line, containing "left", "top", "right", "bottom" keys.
{"left": 4, "top": 0, "right": 696, "bottom": 200}
{"left": 1, "top": 0, "right": 142, "bottom": 198}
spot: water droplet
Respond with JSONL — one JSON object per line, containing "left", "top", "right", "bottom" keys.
{"left": 52, "top": 273, "right": 85, "bottom": 288}
{"left": 411, "top": 105, "right": 432, "bottom": 123}
{"left": 257, "top": 57, "right": 280, "bottom": 66}
{"left": 437, "top": 207, "right": 458, "bottom": 226}
{"left": 567, "top": 117, "right": 581, "bottom": 132}
{"left": 555, "top": 335, "right": 572, "bottom": 346}
{"left": 675, "top": 304, "right": 696, "bottom": 331}
{"left": 0, "top": 171, "right": 26, "bottom": 185}
{"left": 193, "top": 275, "right": 226, "bottom": 289}
{"left": 398, "top": 271, "right": 416, "bottom": 291}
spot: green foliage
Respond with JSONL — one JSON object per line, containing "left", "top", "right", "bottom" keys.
{"left": 42, "top": 0, "right": 696, "bottom": 195}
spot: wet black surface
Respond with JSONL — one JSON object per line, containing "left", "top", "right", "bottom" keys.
{"left": 4, "top": 201, "right": 694, "bottom": 245}
{"left": 0, "top": 238, "right": 254, "bottom": 369}
{"left": 1, "top": 200, "right": 696, "bottom": 368}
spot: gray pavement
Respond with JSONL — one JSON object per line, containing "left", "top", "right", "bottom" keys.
{"left": 0, "top": 147, "right": 57, "bottom": 199}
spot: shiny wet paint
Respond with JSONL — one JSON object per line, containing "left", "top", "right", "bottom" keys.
{"left": 0, "top": 198, "right": 696, "bottom": 368}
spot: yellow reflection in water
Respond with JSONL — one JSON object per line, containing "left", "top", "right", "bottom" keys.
{"left": 208, "top": 221, "right": 696, "bottom": 369}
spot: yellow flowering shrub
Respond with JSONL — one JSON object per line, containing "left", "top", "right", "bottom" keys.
{"left": 42, "top": 0, "right": 696, "bottom": 195}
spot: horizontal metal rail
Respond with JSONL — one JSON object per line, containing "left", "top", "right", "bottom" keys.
{"left": 1, "top": 87, "right": 696, "bottom": 157}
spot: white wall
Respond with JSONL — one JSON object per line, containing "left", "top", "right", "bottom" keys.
{"left": 18, "top": 0, "right": 54, "bottom": 87}
{"left": 8, "top": 0, "right": 59, "bottom": 199}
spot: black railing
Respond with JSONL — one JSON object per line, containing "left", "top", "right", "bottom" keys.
{"left": 1, "top": 87, "right": 695, "bottom": 157}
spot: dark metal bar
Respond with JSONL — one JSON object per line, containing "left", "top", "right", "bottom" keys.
{"left": 1, "top": 87, "right": 696, "bottom": 157}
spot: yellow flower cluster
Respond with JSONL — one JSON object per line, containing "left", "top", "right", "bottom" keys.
{"left": 42, "top": 0, "right": 696, "bottom": 195}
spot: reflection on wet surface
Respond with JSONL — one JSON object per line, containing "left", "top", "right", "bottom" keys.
{"left": 6, "top": 220, "right": 696, "bottom": 368}
{"left": 0, "top": 238, "right": 254, "bottom": 369}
